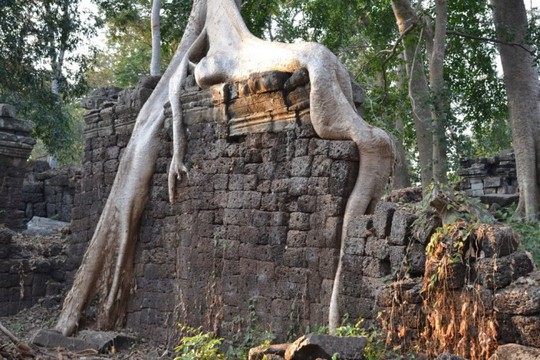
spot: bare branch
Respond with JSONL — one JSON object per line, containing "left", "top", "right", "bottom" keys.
{"left": 448, "top": 29, "right": 536, "bottom": 56}
{"left": 380, "top": 23, "right": 417, "bottom": 102}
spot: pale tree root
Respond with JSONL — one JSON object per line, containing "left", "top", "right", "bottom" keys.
{"left": 55, "top": 116, "right": 163, "bottom": 336}
{"left": 54, "top": 2, "right": 206, "bottom": 337}
{"left": 328, "top": 142, "right": 394, "bottom": 333}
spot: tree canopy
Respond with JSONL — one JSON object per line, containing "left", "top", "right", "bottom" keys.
{"left": 0, "top": 0, "right": 99, "bottom": 162}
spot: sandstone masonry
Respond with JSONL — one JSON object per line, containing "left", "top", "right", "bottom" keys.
{"left": 0, "top": 104, "right": 35, "bottom": 230}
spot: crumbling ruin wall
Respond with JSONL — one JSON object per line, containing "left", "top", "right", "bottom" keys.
{"left": 70, "top": 74, "right": 360, "bottom": 340}
{"left": 459, "top": 150, "right": 518, "bottom": 199}
{"left": 0, "top": 225, "right": 68, "bottom": 317}
{"left": 22, "top": 161, "right": 81, "bottom": 223}
{"left": 68, "top": 75, "right": 539, "bottom": 351}
{"left": 0, "top": 104, "right": 35, "bottom": 230}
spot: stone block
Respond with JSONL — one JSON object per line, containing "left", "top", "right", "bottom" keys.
{"left": 32, "top": 330, "right": 93, "bottom": 352}
{"left": 509, "top": 250, "right": 535, "bottom": 280}
{"left": 316, "top": 195, "right": 345, "bottom": 217}
{"left": 311, "top": 155, "right": 332, "bottom": 177}
{"left": 489, "top": 344, "right": 540, "bottom": 360}
{"left": 328, "top": 140, "right": 358, "bottom": 161}
{"left": 494, "top": 273, "right": 540, "bottom": 315}
{"left": 289, "top": 177, "right": 309, "bottom": 196}
{"left": 478, "top": 225, "right": 519, "bottom": 258}
{"left": 285, "top": 334, "right": 367, "bottom": 360}
{"left": 0, "top": 104, "right": 17, "bottom": 118}
{"left": 297, "top": 195, "right": 317, "bottom": 213}
{"left": 389, "top": 245, "right": 406, "bottom": 273}
{"left": 507, "top": 315, "right": 540, "bottom": 348}
{"left": 406, "top": 243, "right": 426, "bottom": 277}
{"left": 289, "top": 212, "right": 311, "bottom": 231}
{"left": 249, "top": 343, "right": 288, "bottom": 360}
{"left": 290, "top": 156, "right": 312, "bottom": 177}
{"left": 343, "top": 237, "right": 366, "bottom": 256}
{"left": 389, "top": 210, "right": 416, "bottom": 245}
{"left": 308, "top": 138, "right": 329, "bottom": 155}
{"left": 373, "top": 202, "right": 397, "bottom": 238}
{"left": 329, "top": 160, "right": 356, "bottom": 196}
{"left": 364, "top": 236, "right": 389, "bottom": 260}
{"left": 362, "top": 257, "right": 391, "bottom": 278}
{"left": 346, "top": 215, "right": 374, "bottom": 238}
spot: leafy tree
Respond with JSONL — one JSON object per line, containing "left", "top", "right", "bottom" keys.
{"left": 0, "top": 0, "right": 98, "bottom": 162}
{"left": 90, "top": 0, "right": 192, "bottom": 87}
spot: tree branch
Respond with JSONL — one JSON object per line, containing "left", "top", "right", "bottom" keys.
{"left": 380, "top": 23, "right": 417, "bottom": 103}
{"left": 447, "top": 29, "right": 536, "bottom": 56}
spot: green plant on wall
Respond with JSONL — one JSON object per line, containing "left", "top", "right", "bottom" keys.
{"left": 174, "top": 324, "right": 224, "bottom": 360}
{"left": 226, "top": 298, "right": 275, "bottom": 359}
{"left": 334, "top": 316, "right": 385, "bottom": 360}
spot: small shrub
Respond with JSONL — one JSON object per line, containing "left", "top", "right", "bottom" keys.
{"left": 174, "top": 324, "right": 224, "bottom": 360}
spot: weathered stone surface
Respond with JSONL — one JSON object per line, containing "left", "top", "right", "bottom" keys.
{"left": 32, "top": 329, "right": 94, "bottom": 352}
{"left": 23, "top": 216, "right": 70, "bottom": 236}
{"left": 285, "top": 335, "right": 367, "bottom": 360}
{"left": 78, "top": 330, "right": 136, "bottom": 352}
{"left": 32, "top": 329, "right": 135, "bottom": 353}
{"left": 0, "top": 108, "right": 35, "bottom": 229}
{"left": 373, "top": 202, "right": 397, "bottom": 238}
{"left": 346, "top": 215, "right": 373, "bottom": 238}
{"left": 405, "top": 243, "right": 425, "bottom": 276}
{"left": 494, "top": 273, "right": 540, "bottom": 315}
{"left": 489, "top": 344, "right": 540, "bottom": 360}
{"left": 476, "top": 257, "right": 512, "bottom": 289}
{"left": 479, "top": 225, "right": 520, "bottom": 258}
{"left": 0, "top": 103, "right": 17, "bottom": 118}
{"left": 509, "top": 315, "right": 540, "bottom": 348}
{"left": 0, "top": 225, "right": 16, "bottom": 244}
{"left": 389, "top": 210, "right": 416, "bottom": 245}
{"left": 249, "top": 343, "right": 288, "bottom": 360}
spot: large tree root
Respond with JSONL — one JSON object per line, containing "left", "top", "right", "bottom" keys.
{"left": 56, "top": 0, "right": 393, "bottom": 337}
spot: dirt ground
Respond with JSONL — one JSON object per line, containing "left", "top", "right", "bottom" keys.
{"left": 0, "top": 229, "right": 173, "bottom": 360}
{"left": 0, "top": 301, "right": 174, "bottom": 359}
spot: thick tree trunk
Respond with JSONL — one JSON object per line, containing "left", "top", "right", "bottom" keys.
{"left": 428, "top": 0, "right": 448, "bottom": 183}
{"left": 55, "top": 0, "right": 207, "bottom": 336}
{"left": 491, "top": 0, "right": 540, "bottom": 220}
{"left": 392, "top": 0, "right": 433, "bottom": 187}
{"left": 375, "top": 70, "right": 411, "bottom": 189}
{"left": 150, "top": 0, "right": 162, "bottom": 76}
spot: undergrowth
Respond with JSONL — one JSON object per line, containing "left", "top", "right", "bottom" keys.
{"left": 495, "top": 205, "right": 540, "bottom": 268}
{"left": 174, "top": 324, "right": 224, "bottom": 360}
{"left": 386, "top": 184, "right": 500, "bottom": 360}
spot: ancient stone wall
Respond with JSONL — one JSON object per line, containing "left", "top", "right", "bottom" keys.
{"left": 376, "top": 202, "right": 539, "bottom": 354}
{"left": 69, "top": 74, "right": 539, "bottom": 353}
{"left": 0, "top": 225, "right": 68, "bottom": 317}
{"left": 70, "top": 73, "right": 361, "bottom": 341}
{"left": 22, "top": 161, "right": 81, "bottom": 223}
{"left": 0, "top": 104, "right": 35, "bottom": 230}
{"left": 459, "top": 150, "right": 518, "bottom": 200}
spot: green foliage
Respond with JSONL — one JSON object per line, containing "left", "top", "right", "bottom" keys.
{"left": 174, "top": 324, "right": 225, "bottom": 360}
{"left": 496, "top": 206, "right": 540, "bottom": 268}
{"left": 0, "top": 0, "right": 96, "bottom": 160}
{"left": 303, "top": 315, "right": 392, "bottom": 360}
{"left": 226, "top": 298, "right": 275, "bottom": 359}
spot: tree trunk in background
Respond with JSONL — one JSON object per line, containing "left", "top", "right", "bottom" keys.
{"left": 392, "top": 0, "right": 434, "bottom": 188}
{"left": 150, "top": 0, "right": 162, "bottom": 76}
{"left": 491, "top": 0, "right": 540, "bottom": 220}
{"left": 428, "top": 0, "right": 448, "bottom": 183}
{"left": 375, "top": 70, "right": 411, "bottom": 189}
